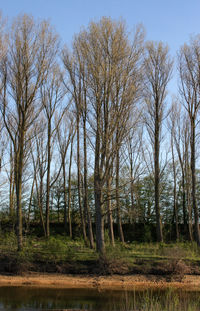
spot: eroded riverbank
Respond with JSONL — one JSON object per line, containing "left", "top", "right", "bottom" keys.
{"left": 0, "top": 273, "right": 200, "bottom": 290}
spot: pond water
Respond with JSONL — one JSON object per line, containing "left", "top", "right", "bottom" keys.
{"left": 0, "top": 286, "right": 200, "bottom": 311}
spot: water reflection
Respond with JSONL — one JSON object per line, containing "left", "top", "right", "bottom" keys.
{"left": 0, "top": 286, "right": 200, "bottom": 310}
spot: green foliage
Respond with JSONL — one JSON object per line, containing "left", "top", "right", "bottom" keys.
{"left": 0, "top": 232, "right": 199, "bottom": 275}
{"left": 143, "top": 225, "right": 153, "bottom": 242}
{"left": 0, "top": 231, "right": 17, "bottom": 251}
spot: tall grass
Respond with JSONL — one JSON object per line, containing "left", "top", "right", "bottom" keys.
{"left": 115, "top": 289, "right": 200, "bottom": 311}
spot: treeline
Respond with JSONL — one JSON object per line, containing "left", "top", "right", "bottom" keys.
{"left": 0, "top": 13, "right": 199, "bottom": 253}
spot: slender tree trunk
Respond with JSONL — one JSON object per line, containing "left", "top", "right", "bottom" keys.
{"left": 45, "top": 121, "right": 51, "bottom": 238}
{"left": 76, "top": 113, "right": 88, "bottom": 244}
{"left": 188, "top": 197, "right": 193, "bottom": 242}
{"left": 68, "top": 137, "right": 74, "bottom": 238}
{"left": 63, "top": 158, "right": 68, "bottom": 232}
{"left": 185, "top": 159, "right": 193, "bottom": 241}
{"left": 57, "top": 196, "right": 60, "bottom": 222}
{"left": 83, "top": 114, "right": 94, "bottom": 249}
{"left": 130, "top": 154, "right": 134, "bottom": 224}
{"left": 181, "top": 171, "right": 188, "bottom": 235}
{"left": 35, "top": 176, "right": 46, "bottom": 236}
{"left": 16, "top": 176, "right": 23, "bottom": 251}
{"left": 94, "top": 110, "right": 105, "bottom": 254}
{"left": 95, "top": 181, "right": 105, "bottom": 253}
{"left": 27, "top": 176, "right": 35, "bottom": 228}
{"left": 9, "top": 144, "right": 15, "bottom": 221}
{"left": 154, "top": 107, "right": 163, "bottom": 242}
{"left": 176, "top": 141, "right": 188, "bottom": 236}
{"left": 191, "top": 119, "right": 200, "bottom": 245}
{"left": 171, "top": 136, "right": 179, "bottom": 241}
{"left": 116, "top": 144, "right": 124, "bottom": 243}
{"left": 39, "top": 170, "right": 46, "bottom": 236}
{"left": 107, "top": 175, "right": 115, "bottom": 246}
{"left": 15, "top": 127, "right": 25, "bottom": 251}
{"left": 182, "top": 134, "right": 192, "bottom": 240}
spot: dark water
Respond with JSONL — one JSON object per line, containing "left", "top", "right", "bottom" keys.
{"left": 0, "top": 286, "right": 200, "bottom": 311}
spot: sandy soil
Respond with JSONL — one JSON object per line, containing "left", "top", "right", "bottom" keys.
{"left": 0, "top": 274, "right": 200, "bottom": 290}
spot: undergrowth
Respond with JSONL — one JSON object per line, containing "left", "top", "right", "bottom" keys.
{"left": 0, "top": 232, "right": 199, "bottom": 275}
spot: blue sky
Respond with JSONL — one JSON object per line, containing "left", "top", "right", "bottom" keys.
{"left": 1, "top": 0, "right": 200, "bottom": 95}
{"left": 2, "top": 0, "right": 200, "bottom": 48}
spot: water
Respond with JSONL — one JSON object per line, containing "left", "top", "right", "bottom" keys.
{"left": 0, "top": 286, "right": 200, "bottom": 310}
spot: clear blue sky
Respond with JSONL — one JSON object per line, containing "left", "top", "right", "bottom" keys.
{"left": 1, "top": 0, "right": 200, "bottom": 95}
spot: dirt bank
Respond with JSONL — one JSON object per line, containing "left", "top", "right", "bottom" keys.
{"left": 0, "top": 274, "right": 200, "bottom": 290}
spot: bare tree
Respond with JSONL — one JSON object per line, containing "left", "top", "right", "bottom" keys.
{"left": 30, "top": 120, "right": 47, "bottom": 236}
{"left": 143, "top": 41, "right": 173, "bottom": 242}
{"left": 41, "top": 64, "right": 65, "bottom": 238}
{"left": 64, "top": 18, "right": 144, "bottom": 253}
{"left": 56, "top": 112, "right": 74, "bottom": 233}
{"left": 81, "top": 83, "right": 95, "bottom": 249}
{"left": 178, "top": 36, "right": 200, "bottom": 245}
{"left": 168, "top": 101, "right": 193, "bottom": 240}
{"left": 168, "top": 105, "right": 180, "bottom": 240}
{"left": 62, "top": 50, "right": 88, "bottom": 245}
{"left": 123, "top": 124, "right": 144, "bottom": 223}
{"left": 67, "top": 133, "right": 75, "bottom": 238}
{"left": 1, "top": 14, "right": 59, "bottom": 250}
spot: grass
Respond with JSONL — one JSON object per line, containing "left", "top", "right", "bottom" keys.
{"left": 0, "top": 232, "right": 200, "bottom": 275}
{"left": 116, "top": 289, "right": 200, "bottom": 311}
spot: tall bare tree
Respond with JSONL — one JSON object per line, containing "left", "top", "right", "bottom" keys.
{"left": 62, "top": 49, "right": 88, "bottom": 245}
{"left": 168, "top": 101, "right": 192, "bottom": 240}
{"left": 41, "top": 64, "right": 65, "bottom": 238}
{"left": 56, "top": 112, "right": 74, "bottom": 233}
{"left": 178, "top": 36, "right": 200, "bottom": 245}
{"left": 1, "top": 14, "right": 59, "bottom": 250}
{"left": 64, "top": 18, "right": 144, "bottom": 253}
{"left": 31, "top": 120, "right": 47, "bottom": 236}
{"left": 143, "top": 41, "right": 173, "bottom": 242}
{"left": 169, "top": 107, "right": 180, "bottom": 241}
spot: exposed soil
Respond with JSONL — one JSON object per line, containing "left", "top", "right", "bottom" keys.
{"left": 1, "top": 253, "right": 199, "bottom": 277}
{"left": 0, "top": 273, "right": 200, "bottom": 290}
{"left": 0, "top": 252, "right": 200, "bottom": 290}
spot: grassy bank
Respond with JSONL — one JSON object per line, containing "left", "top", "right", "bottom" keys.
{"left": 0, "top": 233, "right": 200, "bottom": 277}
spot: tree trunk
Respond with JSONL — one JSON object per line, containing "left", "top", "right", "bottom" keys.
{"left": 95, "top": 182, "right": 105, "bottom": 253}
{"left": 107, "top": 175, "right": 115, "bottom": 246}
{"left": 27, "top": 176, "right": 35, "bottom": 228}
{"left": 154, "top": 106, "right": 163, "bottom": 242}
{"left": 83, "top": 114, "right": 94, "bottom": 249}
{"left": 9, "top": 144, "right": 15, "bottom": 222}
{"left": 63, "top": 158, "right": 68, "bottom": 232}
{"left": 130, "top": 153, "right": 134, "bottom": 224}
{"left": 76, "top": 112, "right": 88, "bottom": 244}
{"left": 116, "top": 145, "right": 124, "bottom": 243}
{"left": 15, "top": 127, "right": 25, "bottom": 251}
{"left": 94, "top": 110, "right": 105, "bottom": 254}
{"left": 171, "top": 136, "right": 179, "bottom": 241}
{"left": 35, "top": 175, "right": 46, "bottom": 236}
{"left": 191, "top": 119, "right": 200, "bottom": 245}
{"left": 45, "top": 121, "right": 51, "bottom": 238}
{"left": 181, "top": 171, "right": 188, "bottom": 235}
{"left": 68, "top": 137, "right": 74, "bottom": 239}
